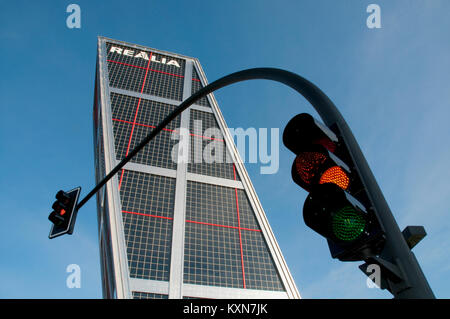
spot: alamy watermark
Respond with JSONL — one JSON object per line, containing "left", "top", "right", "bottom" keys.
{"left": 366, "top": 4, "right": 382, "bottom": 29}
{"left": 66, "top": 4, "right": 81, "bottom": 29}
{"left": 171, "top": 120, "right": 279, "bottom": 175}
{"left": 365, "top": 263, "right": 381, "bottom": 289}
{"left": 66, "top": 264, "right": 81, "bottom": 289}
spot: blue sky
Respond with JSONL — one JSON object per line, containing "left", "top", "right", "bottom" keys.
{"left": 0, "top": 0, "right": 449, "bottom": 299}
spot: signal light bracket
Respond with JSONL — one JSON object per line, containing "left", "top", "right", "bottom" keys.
{"left": 402, "top": 226, "right": 426, "bottom": 250}
{"left": 327, "top": 226, "right": 386, "bottom": 261}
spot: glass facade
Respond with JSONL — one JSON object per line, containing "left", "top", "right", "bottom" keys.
{"left": 94, "top": 37, "right": 300, "bottom": 299}
{"left": 188, "top": 109, "right": 238, "bottom": 180}
{"left": 132, "top": 292, "right": 169, "bottom": 299}
{"left": 111, "top": 92, "right": 181, "bottom": 170}
{"left": 191, "top": 68, "right": 211, "bottom": 108}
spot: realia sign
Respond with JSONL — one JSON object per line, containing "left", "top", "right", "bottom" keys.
{"left": 109, "top": 46, "right": 181, "bottom": 68}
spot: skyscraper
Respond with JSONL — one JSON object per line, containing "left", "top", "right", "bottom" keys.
{"left": 93, "top": 36, "right": 300, "bottom": 299}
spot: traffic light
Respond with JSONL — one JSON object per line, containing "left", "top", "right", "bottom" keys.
{"left": 283, "top": 113, "right": 385, "bottom": 261}
{"left": 48, "top": 187, "right": 81, "bottom": 239}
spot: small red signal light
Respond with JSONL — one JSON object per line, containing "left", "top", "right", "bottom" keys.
{"left": 294, "top": 152, "right": 327, "bottom": 188}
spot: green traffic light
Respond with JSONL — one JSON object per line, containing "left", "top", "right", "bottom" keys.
{"left": 331, "top": 205, "right": 366, "bottom": 242}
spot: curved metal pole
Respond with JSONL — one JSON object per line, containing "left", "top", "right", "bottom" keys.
{"left": 78, "top": 67, "right": 434, "bottom": 298}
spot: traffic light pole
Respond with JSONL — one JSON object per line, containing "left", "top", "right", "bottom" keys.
{"left": 78, "top": 68, "right": 434, "bottom": 298}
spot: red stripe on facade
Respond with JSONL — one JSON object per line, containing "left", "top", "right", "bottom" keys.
{"left": 186, "top": 132, "right": 224, "bottom": 142}
{"left": 118, "top": 53, "right": 152, "bottom": 190}
{"left": 149, "top": 68, "right": 184, "bottom": 78}
{"left": 185, "top": 219, "right": 261, "bottom": 232}
{"left": 112, "top": 118, "right": 225, "bottom": 142}
{"left": 112, "top": 118, "right": 175, "bottom": 133}
{"left": 122, "top": 210, "right": 174, "bottom": 220}
{"left": 107, "top": 59, "right": 147, "bottom": 70}
{"left": 122, "top": 210, "right": 260, "bottom": 232}
{"left": 107, "top": 59, "right": 184, "bottom": 79}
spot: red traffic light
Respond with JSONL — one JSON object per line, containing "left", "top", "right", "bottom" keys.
{"left": 49, "top": 191, "right": 71, "bottom": 226}
{"left": 48, "top": 187, "right": 81, "bottom": 239}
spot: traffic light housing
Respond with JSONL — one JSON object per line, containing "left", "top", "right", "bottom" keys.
{"left": 283, "top": 113, "right": 385, "bottom": 261}
{"left": 48, "top": 187, "right": 81, "bottom": 239}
